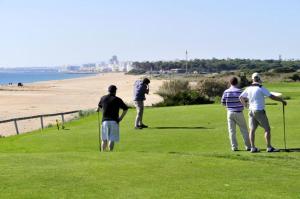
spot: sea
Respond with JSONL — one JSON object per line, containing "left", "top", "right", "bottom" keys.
{"left": 0, "top": 70, "right": 95, "bottom": 85}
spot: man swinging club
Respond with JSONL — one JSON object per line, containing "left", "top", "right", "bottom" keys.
{"left": 98, "top": 85, "right": 128, "bottom": 151}
{"left": 133, "top": 78, "right": 150, "bottom": 129}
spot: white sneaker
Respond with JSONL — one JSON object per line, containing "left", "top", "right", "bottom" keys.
{"left": 232, "top": 147, "right": 238, "bottom": 151}
{"left": 250, "top": 147, "right": 260, "bottom": 153}
{"left": 266, "top": 147, "right": 280, "bottom": 152}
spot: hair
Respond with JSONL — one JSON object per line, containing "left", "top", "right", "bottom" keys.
{"left": 108, "top": 85, "right": 117, "bottom": 94}
{"left": 142, "top": 78, "right": 150, "bottom": 84}
{"left": 230, "top": 77, "right": 238, "bottom": 86}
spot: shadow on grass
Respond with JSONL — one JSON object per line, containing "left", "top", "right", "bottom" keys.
{"left": 280, "top": 148, "right": 300, "bottom": 152}
{"left": 150, "top": 126, "right": 213, "bottom": 130}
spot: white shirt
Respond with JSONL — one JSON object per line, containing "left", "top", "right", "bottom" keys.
{"left": 240, "top": 85, "right": 271, "bottom": 111}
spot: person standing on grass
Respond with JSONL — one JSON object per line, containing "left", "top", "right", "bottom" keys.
{"left": 221, "top": 77, "right": 251, "bottom": 151}
{"left": 239, "top": 73, "right": 287, "bottom": 153}
{"left": 133, "top": 78, "right": 150, "bottom": 129}
{"left": 98, "top": 85, "right": 128, "bottom": 151}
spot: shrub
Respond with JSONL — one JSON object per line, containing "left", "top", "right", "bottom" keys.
{"left": 155, "top": 80, "right": 212, "bottom": 106}
{"left": 126, "top": 69, "right": 146, "bottom": 75}
{"left": 239, "top": 74, "right": 251, "bottom": 88}
{"left": 272, "top": 67, "right": 296, "bottom": 73}
{"left": 78, "top": 109, "right": 96, "bottom": 118}
{"left": 196, "top": 78, "right": 228, "bottom": 99}
{"left": 154, "top": 90, "right": 212, "bottom": 106}
{"left": 156, "top": 80, "right": 190, "bottom": 97}
{"left": 288, "top": 73, "right": 300, "bottom": 81}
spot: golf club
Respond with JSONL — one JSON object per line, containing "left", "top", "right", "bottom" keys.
{"left": 97, "top": 110, "right": 101, "bottom": 152}
{"left": 282, "top": 103, "right": 289, "bottom": 152}
{"left": 270, "top": 92, "right": 290, "bottom": 152}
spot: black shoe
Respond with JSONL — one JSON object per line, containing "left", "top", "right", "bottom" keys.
{"left": 134, "top": 126, "right": 143, "bottom": 129}
{"left": 140, "top": 124, "right": 148, "bottom": 128}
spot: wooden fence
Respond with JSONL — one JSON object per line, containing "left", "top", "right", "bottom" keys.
{"left": 0, "top": 110, "right": 80, "bottom": 135}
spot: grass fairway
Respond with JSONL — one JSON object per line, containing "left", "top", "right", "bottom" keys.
{"left": 1, "top": 84, "right": 300, "bottom": 198}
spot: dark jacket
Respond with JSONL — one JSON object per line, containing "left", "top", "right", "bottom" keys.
{"left": 133, "top": 80, "right": 149, "bottom": 101}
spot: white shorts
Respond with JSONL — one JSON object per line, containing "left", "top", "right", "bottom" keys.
{"left": 101, "top": 121, "right": 119, "bottom": 142}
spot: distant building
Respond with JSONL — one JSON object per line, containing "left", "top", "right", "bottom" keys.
{"left": 118, "top": 61, "right": 133, "bottom": 72}
{"left": 81, "top": 63, "right": 97, "bottom": 72}
{"left": 82, "top": 63, "right": 96, "bottom": 68}
{"left": 110, "top": 55, "right": 119, "bottom": 65}
{"left": 110, "top": 64, "right": 119, "bottom": 72}
{"left": 170, "top": 68, "right": 186, "bottom": 74}
{"left": 67, "top": 65, "right": 80, "bottom": 71}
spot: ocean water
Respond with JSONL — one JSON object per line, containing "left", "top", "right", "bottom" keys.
{"left": 0, "top": 71, "right": 95, "bottom": 85}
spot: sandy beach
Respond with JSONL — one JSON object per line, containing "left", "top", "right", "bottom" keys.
{"left": 0, "top": 73, "right": 163, "bottom": 136}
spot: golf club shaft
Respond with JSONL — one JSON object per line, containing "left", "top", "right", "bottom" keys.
{"left": 97, "top": 110, "right": 101, "bottom": 152}
{"left": 283, "top": 104, "right": 287, "bottom": 151}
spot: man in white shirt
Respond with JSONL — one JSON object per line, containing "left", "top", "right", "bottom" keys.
{"left": 239, "top": 73, "right": 287, "bottom": 153}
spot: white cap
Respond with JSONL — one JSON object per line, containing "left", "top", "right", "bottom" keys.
{"left": 251, "top": 72, "right": 262, "bottom": 82}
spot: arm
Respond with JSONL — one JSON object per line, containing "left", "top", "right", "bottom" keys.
{"left": 221, "top": 92, "right": 226, "bottom": 106}
{"left": 239, "top": 96, "right": 248, "bottom": 108}
{"left": 118, "top": 109, "right": 128, "bottom": 123}
{"left": 118, "top": 98, "right": 128, "bottom": 122}
{"left": 97, "top": 99, "right": 102, "bottom": 112}
{"left": 269, "top": 95, "right": 287, "bottom": 106}
{"left": 145, "top": 84, "right": 149, "bottom": 94}
{"left": 239, "top": 89, "right": 248, "bottom": 108}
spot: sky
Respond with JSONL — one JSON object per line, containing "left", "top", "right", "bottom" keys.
{"left": 0, "top": 0, "right": 300, "bottom": 67}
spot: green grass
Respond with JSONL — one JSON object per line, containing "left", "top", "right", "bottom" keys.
{"left": 1, "top": 83, "right": 300, "bottom": 198}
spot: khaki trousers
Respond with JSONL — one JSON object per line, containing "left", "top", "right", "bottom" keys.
{"left": 135, "top": 100, "right": 144, "bottom": 127}
{"left": 227, "top": 111, "right": 251, "bottom": 149}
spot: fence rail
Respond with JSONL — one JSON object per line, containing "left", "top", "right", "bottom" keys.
{"left": 0, "top": 110, "right": 80, "bottom": 135}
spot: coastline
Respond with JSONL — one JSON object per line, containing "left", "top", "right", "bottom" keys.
{"left": 0, "top": 73, "right": 163, "bottom": 136}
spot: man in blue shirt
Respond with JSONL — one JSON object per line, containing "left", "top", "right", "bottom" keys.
{"left": 133, "top": 78, "right": 150, "bottom": 129}
{"left": 222, "top": 77, "right": 251, "bottom": 151}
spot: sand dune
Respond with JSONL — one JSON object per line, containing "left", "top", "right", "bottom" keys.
{"left": 0, "top": 73, "right": 163, "bottom": 136}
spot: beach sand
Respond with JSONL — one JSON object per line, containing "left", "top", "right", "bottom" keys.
{"left": 0, "top": 73, "right": 163, "bottom": 136}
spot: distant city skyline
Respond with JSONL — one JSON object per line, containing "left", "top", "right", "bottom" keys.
{"left": 1, "top": 0, "right": 300, "bottom": 67}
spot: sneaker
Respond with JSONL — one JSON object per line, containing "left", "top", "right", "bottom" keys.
{"left": 134, "top": 126, "right": 143, "bottom": 129}
{"left": 246, "top": 147, "right": 251, "bottom": 151}
{"left": 250, "top": 147, "right": 260, "bottom": 153}
{"left": 140, "top": 124, "right": 148, "bottom": 128}
{"left": 231, "top": 147, "right": 238, "bottom": 151}
{"left": 266, "top": 147, "right": 280, "bottom": 152}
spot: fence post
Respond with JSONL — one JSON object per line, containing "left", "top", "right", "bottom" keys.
{"left": 14, "top": 120, "right": 19, "bottom": 135}
{"left": 61, "top": 114, "right": 65, "bottom": 129}
{"left": 40, "top": 116, "right": 44, "bottom": 130}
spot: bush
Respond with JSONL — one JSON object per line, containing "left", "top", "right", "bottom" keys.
{"left": 156, "top": 80, "right": 190, "bottom": 97}
{"left": 78, "top": 109, "right": 96, "bottom": 118}
{"left": 154, "top": 90, "right": 212, "bottom": 106}
{"left": 154, "top": 80, "right": 212, "bottom": 106}
{"left": 288, "top": 73, "right": 300, "bottom": 81}
{"left": 196, "top": 78, "right": 228, "bottom": 99}
{"left": 272, "top": 67, "right": 296, "bottom": 73}
{"left": 126, "top": 69, "right": 146, "bottom": 75}
{"left": 239, "top": 74, "right": 251, "bottom": 88}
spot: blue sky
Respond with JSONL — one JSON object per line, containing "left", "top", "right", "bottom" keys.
{"left": 0, "top": 0, "right": 299, "bottom": 67}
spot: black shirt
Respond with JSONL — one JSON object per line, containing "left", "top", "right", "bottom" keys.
{"left": 98, "top": 94, "right": 128, "bottom": 122}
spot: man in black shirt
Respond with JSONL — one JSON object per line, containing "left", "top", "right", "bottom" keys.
{"left": 98, "top": 85, "right": 128, "bottom": 151}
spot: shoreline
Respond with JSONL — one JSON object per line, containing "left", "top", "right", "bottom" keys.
{"left": 0, "top": 72, "right": 96, "bottom": 86}
{"left": 0, "top": 73, "right": 163, "bottom": 136}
